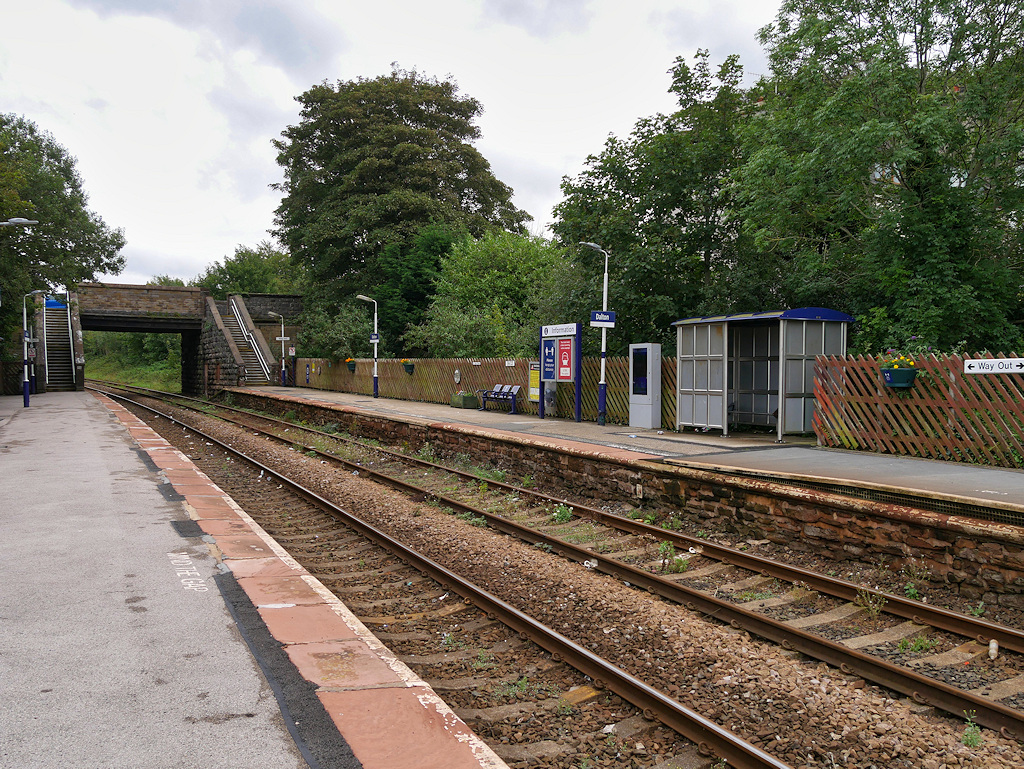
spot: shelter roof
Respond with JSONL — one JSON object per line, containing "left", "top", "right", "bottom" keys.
{"left": 671, "top": 307, "right": 854, "bottom": 326}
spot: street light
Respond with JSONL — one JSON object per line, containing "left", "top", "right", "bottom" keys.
{"left": 268, "top": 312, "right": 287, "bottom": 386}
{"left": 355, "top": 294, "right": 379, "bottom": 398}
{"left": 580, "top": 242, "right": 610, "bottom": 426}
{"left": 23, "top": 289, "right": 44, "bottom": 407}
{"left": 1, "top": 217, "right": 39, "bottom": 227}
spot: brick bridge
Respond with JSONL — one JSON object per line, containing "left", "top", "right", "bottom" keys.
{"left": 41, "top": 283, "right": 302, "bottom": 395}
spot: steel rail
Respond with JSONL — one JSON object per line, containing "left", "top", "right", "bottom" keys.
{"left": 97, "top": 387, "right": 794, "bottom": 769}
{"left": 86, "top": 382, "right": 1024, "bottom": 658}
{"left": 93, "top": 383, "right": 1024, "bottom": 741}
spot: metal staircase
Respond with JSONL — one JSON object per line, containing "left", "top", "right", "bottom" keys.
{"left": 215, "top": 299, "right": 271, "bottom": 384}
{"left": 43, "top": 299, "right": 75, "bottom": 391}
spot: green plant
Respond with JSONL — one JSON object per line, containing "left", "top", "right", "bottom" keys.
{"left": 441, "top": 632, "right": 465, "bottom": 651}
{"left": 854, "top": 587, "right": 888, "bottom": 618}
{"left": 661, "top": 515, "right": 682, "bottom": 531}
{"left": 968, "top": 601, "right": 986, "bottom": 618}
{"left": 904, "top": 582, "right": 920, "bottom": 600}
{"left": 471, "top": 651, "right": 494, "bottom": 670}
{"left": 456, "top": 511, "right": 487, "bottom": 527}
{"left": 551, "top": 503, "right": 574, "bottom": 523}
{"left": 643, "top": 513, "right": 658, "bottom": 525}
{"left": 736, "top": 588, "right": 775, "bottom": 602}
{"left": 555, "top": 700, "right": 574, "bottom": 716}
{"left": 962, "top": 710, "right": 982, "bottom": 748}
{"left": 520, "top": 474, "right": 535, "bottom": 488}
{"left": 897, "top": 635, "right": 939, "bottom": 653}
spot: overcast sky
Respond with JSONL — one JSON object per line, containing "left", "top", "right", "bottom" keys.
{"left": 2, "top": 0, "right": 781, "bottom": 285}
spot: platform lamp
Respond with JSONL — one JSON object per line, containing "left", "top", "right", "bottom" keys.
{"left": 355, "top": 294, "right": 379, "bottom": 398}
{"left": 22, "top": 289, "right": 44, "bottom": 407}
{"left": 3, "top": 217, "right": 41, "bottom": 405}
{"left": 580, "top": 241, "right": 610, "bottom": 426}
{"left": 268, "top": 311, "right": 287, "bottom": 386}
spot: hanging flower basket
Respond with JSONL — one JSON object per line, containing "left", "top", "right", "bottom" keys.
{"left": 345, "top": 359, "right": 356, "bottom": 372}
{"left": 882, "top": 368, "right": 917, "bottom": 388}
{"left": 402, "top": 360, "right": 414, "bottom": 374}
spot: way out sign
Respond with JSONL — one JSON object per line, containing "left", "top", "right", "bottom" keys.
{"left": 964, "top": 357, "right": 1024, "bottom": 374}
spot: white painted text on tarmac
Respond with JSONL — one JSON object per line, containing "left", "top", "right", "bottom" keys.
{"left": 167, "top": 552, "right": 209, "bottom": 592}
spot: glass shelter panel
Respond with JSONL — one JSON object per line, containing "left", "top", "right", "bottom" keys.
{"left": 676, "top": 321, "right": 726, "bottom": 429}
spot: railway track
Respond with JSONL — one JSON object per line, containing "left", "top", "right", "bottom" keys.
{"left": 89, "top": 381, "right": 1024, "bottom": 765}
{"left": 94, "top": 384, "right": 788, "bottom": 768}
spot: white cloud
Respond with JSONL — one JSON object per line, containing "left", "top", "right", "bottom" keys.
{"left": 2, "top": 0, "right": 781, "bottom": 285}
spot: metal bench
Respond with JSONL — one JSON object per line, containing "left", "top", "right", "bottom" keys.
{"left": 476, "top": 384, "right": 521, "bottom": 414}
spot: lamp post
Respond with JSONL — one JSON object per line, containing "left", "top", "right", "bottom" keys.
{"left": 3, "top": 217, "right": 41, "bottom": 405}
{"left": 23, "top": 290, "right": 44, "bottom": 407}
{"left": 580, "top": 242, "right": 610, "bottom": 426}
{"left": 355, "top": 294, "right": 379, "bottom": 398}
{"left": 268, "top": 312, "right": 287, "bottom": 386}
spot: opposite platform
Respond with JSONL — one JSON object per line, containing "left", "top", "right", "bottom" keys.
{"left": 0, "top": 391, "right": 507, "bottom": 769}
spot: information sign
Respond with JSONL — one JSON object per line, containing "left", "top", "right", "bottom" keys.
{"left": 557, "top": 338, "right": 574, "bottom": 381}
{"left": 529, "top": 362, "right": 540, "bottom": 402}
{"left": 542, "top": 322, "right": 578, "bottom": 338}
{"left": 964, "top": 357, "right": 1024, "bottom": 374}
{"left": 541, "top": 339, "right": 557, "bottom": 381}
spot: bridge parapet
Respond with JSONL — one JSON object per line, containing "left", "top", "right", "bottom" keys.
{"left": 76, "top": 283, "right": 206, "bottom": 331}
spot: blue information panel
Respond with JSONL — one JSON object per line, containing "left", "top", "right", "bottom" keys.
{"left": 541, "top": 339, "right": 557, "bottom": 382}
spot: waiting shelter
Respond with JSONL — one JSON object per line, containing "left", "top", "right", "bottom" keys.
{"left": 672, "top": 307, "right": 854, "bottom": 441}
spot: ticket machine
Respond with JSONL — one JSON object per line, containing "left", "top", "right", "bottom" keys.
{"left": 628, "top": 343, "right": 661, "bottom": 429}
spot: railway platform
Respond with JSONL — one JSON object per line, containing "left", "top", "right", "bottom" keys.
{"left": 242, "top": 386, "right": 1024, "bottom": 514}
{"left": 0, "top": 391, "right": 507, "bottom": 769}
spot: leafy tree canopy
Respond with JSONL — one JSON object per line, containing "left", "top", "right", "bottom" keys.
{"left": 736, "top": 0, "right": 1024, "bottom": 352}
{"left": 404, "top": 231, "right": 567, "bottom": 357}
{"left": 192, "top": 241, "right": 302, "bottom": 300}
{"left": 553, "top": 51, "right": 760, "bottom": 349}
{"left": 1, "top": 114, "right": 125, "bottom": 355}
{"left": 272, "top": 67, "right": 530, "bottom": 308}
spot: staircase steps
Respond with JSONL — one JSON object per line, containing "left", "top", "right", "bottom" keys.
{"left": 44, "top": 306, "right": 75, "bottom": 391}
{"left": 215, "top": 300, "right": 271, "bottom": 384}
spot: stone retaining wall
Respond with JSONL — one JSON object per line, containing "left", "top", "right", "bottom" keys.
{"left": 223, "top": 389, "right": 1024, "bottom": 608}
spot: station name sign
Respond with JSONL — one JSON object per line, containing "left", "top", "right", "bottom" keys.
{"left": 590, "top": 310, "right": 616, "bottom": 328}
{"left": 963, "top": 357, "right": 1024, "bottom": 374}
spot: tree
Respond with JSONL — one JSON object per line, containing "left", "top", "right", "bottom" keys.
{"left": 272, "top": 67, "right": 530, "bottom": 306}
{"left": 373, "top": 223, "right": 461, "bottom": 356}
{"left": 553, "top": 51, "right": 758, "bottom": 349}
{"left": 1, "top": 114, "right": 125, "bottom": 355}
{"left": 192, "top": 241, "right": 302, "bottom": 299}
{"left": 735, "top": 0, "right": 1024, "bottom": 352}
{"left": 403, "top": 231, "right": 566, "bottom": 357}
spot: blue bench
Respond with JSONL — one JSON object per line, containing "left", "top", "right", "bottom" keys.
{"left": 476, "top": 384, "right": 521, "bottom": 414}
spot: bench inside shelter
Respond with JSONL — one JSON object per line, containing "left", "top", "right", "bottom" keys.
{"left": 476, "top": 384, "right": 521, "bottom": 414}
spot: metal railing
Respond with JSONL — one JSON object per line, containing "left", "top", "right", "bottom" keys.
{"left": 229, "top": 297, "right": 271, "bottom": 381}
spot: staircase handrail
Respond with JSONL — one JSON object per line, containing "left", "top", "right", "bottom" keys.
{"left": 229, "top": 296, "right": 271, "bottom": 381}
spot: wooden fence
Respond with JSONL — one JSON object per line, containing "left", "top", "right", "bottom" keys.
{"left": 814, "top": 354, "right": 1024, "bottom": 468}
{"left": 296, "top": 355, "right": 681, "bottom": 428}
